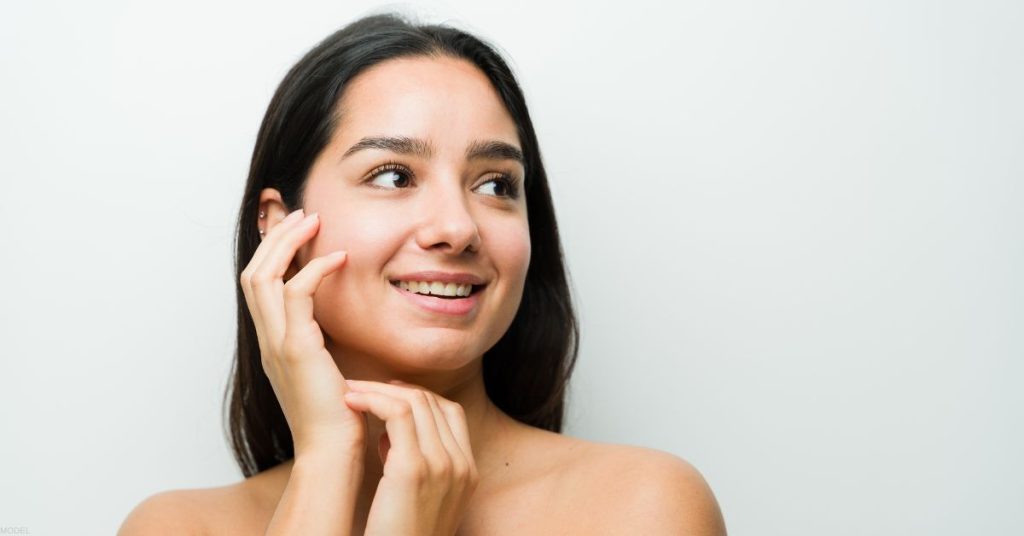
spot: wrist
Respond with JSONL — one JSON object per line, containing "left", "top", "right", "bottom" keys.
{"left": 268, "top": 444, "right": 363, "bottom": 536}
{"left": 292, "top": 448, "right": 364, "bottom": 490}
{"left": 294, "top": 443, "right": 364, "bottom": 468}
{"left": 294, "top": 433, "right": 364, "bottom": 459}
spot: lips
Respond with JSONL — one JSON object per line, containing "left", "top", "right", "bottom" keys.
{"left": 389, "top": 280, "right": 485, "bottom": 298}
{"left": 390, "top": 279, "right": 482, "bottom": 316}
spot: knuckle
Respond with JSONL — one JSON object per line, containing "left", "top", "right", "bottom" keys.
{"left": 394, "top": 401, "right": 414, "bottom": 420}
{"left": 404, "top": 459, "right": 429, "bottom": 482}
{"left": 450, "top": 459, "right": 468, "bottom": 480}
{"left": 445, "top": 400, "right": 466, "bottom": 420}
{"left": 430, "top": 457, "right": 453, "bottom": 479}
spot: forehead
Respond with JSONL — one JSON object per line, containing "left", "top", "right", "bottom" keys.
{"left": 333, "top": 55, "right": 520, "bottom": 151}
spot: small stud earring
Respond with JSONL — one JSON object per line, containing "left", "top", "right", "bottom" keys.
{"left": 259, "top": 210, "right": 265, "bottom": 218}
{"left": 259, "top": 228, "right": 265, "bottom": 235}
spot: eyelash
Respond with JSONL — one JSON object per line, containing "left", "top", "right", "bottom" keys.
{"left": 362, "top": 161, "right": 522, "bottom": 200}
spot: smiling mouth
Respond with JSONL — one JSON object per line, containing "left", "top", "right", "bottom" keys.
{"left": 388, "top": 280, "right": 486, "bottom": 300}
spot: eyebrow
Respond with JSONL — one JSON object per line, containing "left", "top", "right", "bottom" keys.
{"left": 340, "top": 135, "right": 524, "bottom": 165}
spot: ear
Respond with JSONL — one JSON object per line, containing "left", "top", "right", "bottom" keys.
{"left": 256, "top": 188, "right": 302, "bottom": 281}
{"left": 256, "top": 188, "right": 291, "bottom": 239}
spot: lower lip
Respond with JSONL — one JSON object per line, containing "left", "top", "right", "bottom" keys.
{"left": 391, "top": 283, "right": 481, "bottom": 316}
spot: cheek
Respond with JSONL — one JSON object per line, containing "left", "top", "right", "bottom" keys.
{"left": 316, "top": 206, "right": 378, "bottom": 246}
{"left": 309, "top": 204, "right": 405, "bottom": 267}
{"left": 485, "top": 217, "right": 531, "bottom": 292}
{"left": 308, "top": 210, "right": 403, "bottom": 310}
{"left": 504, "top": 222, "right": 531, "bottom": 275}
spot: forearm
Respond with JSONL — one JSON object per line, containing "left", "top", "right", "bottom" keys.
{"left": 265, "top": 450, "right": 363, "bottom": 536}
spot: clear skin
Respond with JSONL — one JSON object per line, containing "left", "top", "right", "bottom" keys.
{"left": 243, "top": 55, "right": 532, "bottom": 534}
{"left": 117, "top": 54, "right": 728, "bottom": 536}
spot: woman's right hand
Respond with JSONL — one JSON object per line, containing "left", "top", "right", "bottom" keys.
{"left": 239, "top": 207, "right": 364, "bottom": 458}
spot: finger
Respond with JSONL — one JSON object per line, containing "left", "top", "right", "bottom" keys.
{"left": 261, "top": 211, "right": 320, "bottom": 282}
{"left": 282, "top": 250, "right": 347, "bottom": 349}
{"left": 342, "top": 391, "right": 421, "bottom": 461}
{"left": 251, "top": 212, "right": 321, "bottom": 341}
{"left": 420, "top": 392, "right": 477, "bottom": 484}
{"left": 344, "top": 381, "right": 449, "bottom": 467}
{"left": 439, "top": 400, "right": 474, "bottom": 466}
{"left": 407, "top": 389, "right": 453, "bottom": 469}
{"left": 424, "top": 391, "right": 467, "bottom": 463}
{"left": 251, "top": 207, "right": 306, "bottom": 264}
{"left": 380, "top": 380, "right": 473, "bottom": 462}
{"left": 346, "top": 381, "right": 458, "bottom": 455}
{"left": 240, "top": 208, "right": 305, "bottom": 331}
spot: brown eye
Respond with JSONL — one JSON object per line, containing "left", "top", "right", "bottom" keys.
{"left": 366, "top": 164, "right": 413, "bottom": 189}
{"left": 475, "top": 175, "right": 519, "bottom": 199}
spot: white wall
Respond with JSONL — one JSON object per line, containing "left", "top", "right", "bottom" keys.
{"left": 1, "top": 0, "right": 1021, "bottom": 534}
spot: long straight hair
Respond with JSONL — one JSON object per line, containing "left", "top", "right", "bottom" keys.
{"left": 223, "top": 12, "right": 579, "bottom": 478}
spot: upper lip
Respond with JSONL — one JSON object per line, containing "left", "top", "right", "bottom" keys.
{"left": 389, "top": 271, "right": 487, "bottom": 286}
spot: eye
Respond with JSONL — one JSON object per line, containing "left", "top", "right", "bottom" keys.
{"left": 475, "top": 175, "right": 521, "bottom": 199}
{"left": 365, "top": 162, "right": 413, "bottom": 190}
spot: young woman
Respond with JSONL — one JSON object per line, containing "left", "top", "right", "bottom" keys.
{"left": 120, "top": 12, "right": 726, "bottom": 535}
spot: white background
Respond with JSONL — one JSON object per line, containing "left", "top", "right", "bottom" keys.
{"left": 1, "top": 0, "right": 1021, "bottom": 534}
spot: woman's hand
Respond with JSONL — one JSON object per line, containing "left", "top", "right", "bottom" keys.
{"left": 239, "top": 208, "right": 364, "bottom": 458}
{"left": 343, "top": 379, "right": 480, "bottom": 536}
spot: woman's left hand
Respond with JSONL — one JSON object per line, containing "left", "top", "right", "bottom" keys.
{"left": 343, "top": 379, "right": 480, "bottom": 536}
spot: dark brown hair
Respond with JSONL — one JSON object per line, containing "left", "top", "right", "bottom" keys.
{"left": 223, "top": 12, "right": 579, "bottom": 478}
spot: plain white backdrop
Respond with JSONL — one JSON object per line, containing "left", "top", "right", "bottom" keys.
{"left": 1, "top": 0, "right": 1021, "bottom": 534}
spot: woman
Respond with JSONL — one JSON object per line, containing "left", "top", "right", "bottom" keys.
{"left": 120, "top": 12, "right": 726, "bottom": 535}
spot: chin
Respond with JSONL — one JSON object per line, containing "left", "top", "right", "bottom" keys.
{"left": 388, "top": 337, "right": 482, "bottom": 372}
{"left": 329, "top": 331, "right": 483, "bottom": 374}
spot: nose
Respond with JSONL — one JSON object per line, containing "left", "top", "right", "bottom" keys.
{"left": 414, "top": 180, "right": 481, "bottom": 255}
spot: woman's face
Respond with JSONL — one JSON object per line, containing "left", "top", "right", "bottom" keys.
{"left": 284, "top": 55, "right": 530, "bottom": 376}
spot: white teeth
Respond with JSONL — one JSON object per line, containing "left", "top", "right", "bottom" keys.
{"left": 395, "top": 280, "right": 474, "bottom": 298}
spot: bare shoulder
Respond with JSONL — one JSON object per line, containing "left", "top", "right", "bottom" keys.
{"left": 116, "top": 478, "right": 267, "bottom": 536}
{"left": 567, "top": 440, "right": 728, "bottom": 535}
{"left": 117, "top": 488, "right": 211, "bottom": 535}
